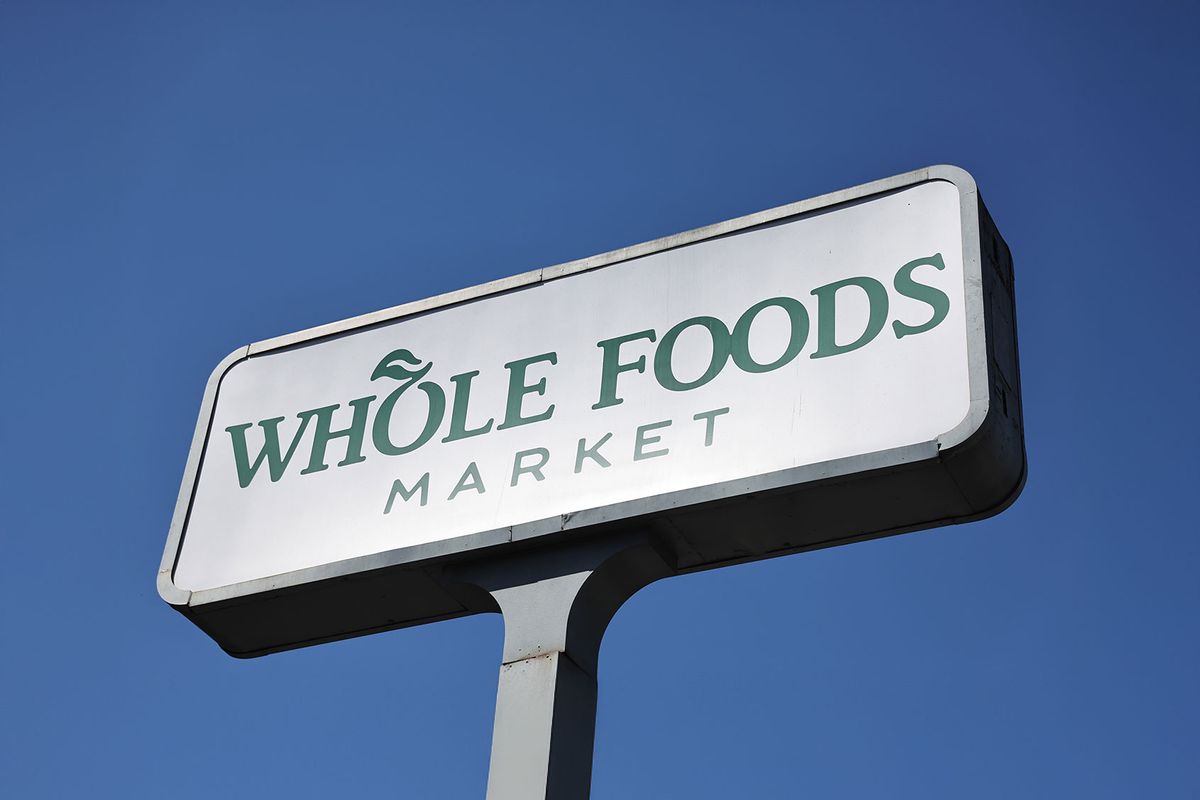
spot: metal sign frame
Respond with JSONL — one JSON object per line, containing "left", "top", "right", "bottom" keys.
{"left": 158, "top": 165, "right": 1024, "bottom": 660}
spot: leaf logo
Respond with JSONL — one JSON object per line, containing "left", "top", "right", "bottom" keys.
{"left": 371, "top": 349, "right": 433, "bottom": 384}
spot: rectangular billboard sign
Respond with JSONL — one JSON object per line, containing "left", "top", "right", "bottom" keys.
{"left": 159, "top": 165, "right": 1024, "bottom": 656}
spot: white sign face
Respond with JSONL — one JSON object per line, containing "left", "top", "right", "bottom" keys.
{"left": 174, "top": 180, "right": 970, "bottom": 592}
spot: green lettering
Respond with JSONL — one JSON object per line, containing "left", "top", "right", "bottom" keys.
{"left": 892, "top": 253, "right": 950, "bottom": 339}
{"left": 448, "top": 462, "right": 487, "bottom": 500}
{"left": 225, "top": 415, "right": 315, "bottom": 488}
{"left": 592, "top": 330, "right": 656, "bottom": 410}
{"left": 511, "top": 447, "right": 550, "bottom": 486}
{"left": 442, "top": 370, "right": 494, "bottom": 442}
{"left": 299, "top": 396, "right": 377, "bottom": 475}
{"left": 810, "top": 277, "right": 889, "bottom": 359}
{"left": 574, "top": 433, "right": 613, "bottom": 473}
{"left": 372, "top": 382, "right": 446, "bottom": 456}
{"left": 634, "top": 419, "right": 672, "bottom": 461}
{"left": 497, "top": 353, "right": 557, "bottom": 430}
{"left": 731, "top": 297, "right": 809, "bottom": 372}
{"left": 693, "top": 407, "right": 729, "bottom": 447}
{"left": 384, "top": 473, "right": 430, "bottom": 512}
{"left": 653, "top": 317, "right": 731, "bottom": 391}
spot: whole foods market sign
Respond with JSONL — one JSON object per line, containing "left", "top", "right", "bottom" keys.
{"left": 159, "top": 166, "right": 1024, "bottom": 657}
{"left": 182, "top": 182, "right": 963, "bottom": 590}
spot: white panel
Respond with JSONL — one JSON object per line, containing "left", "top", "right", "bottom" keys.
{"left": 175, "top": 180, "right": 969, "bottom": 591}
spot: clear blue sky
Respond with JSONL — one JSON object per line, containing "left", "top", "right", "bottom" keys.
{"left": 2, "top": 2, "right": 1197, "bottom": 797}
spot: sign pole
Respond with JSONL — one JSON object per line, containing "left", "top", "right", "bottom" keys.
{"left": 485, "top": 572, "right": 600, "bottom": 800}
{"left": 452, "top": 536, "right": 671, "bottom": 799}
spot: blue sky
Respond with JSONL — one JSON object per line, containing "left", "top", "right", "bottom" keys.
{"left": 1, "top": 2, "right": 1197, "bottom": 797}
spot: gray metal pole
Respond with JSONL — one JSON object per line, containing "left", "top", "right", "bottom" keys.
{"left": 487, "top": 572, "right": 600, "bottom": 800}
{"left": 453, "top": 538, "right": 671, "bottom": 800}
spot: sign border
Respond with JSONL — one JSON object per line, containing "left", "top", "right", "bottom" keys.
{"left": 158, "top": 165, "right": 1023, "bottom": 652}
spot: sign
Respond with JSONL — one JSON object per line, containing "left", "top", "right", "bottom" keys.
{"left": 159, "top": 166, "right": 1024, "bottom": 657}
